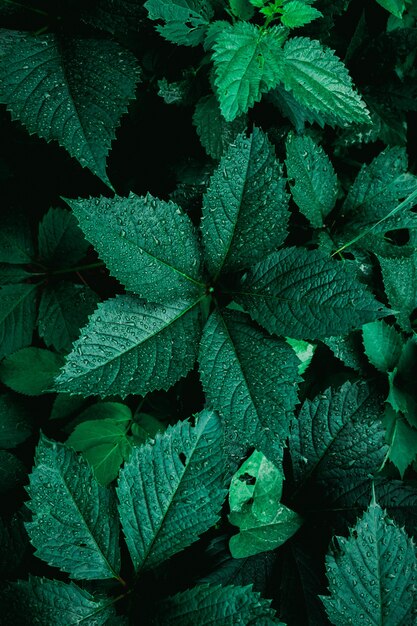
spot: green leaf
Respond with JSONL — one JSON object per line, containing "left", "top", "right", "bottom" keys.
{"left": 193, "top": 95, "right": 247, "bottom": 160}
{"left": 0, "top": 510, "right": 29, "bottom": 575}
{"left": 378, "top": 252, "right": 417, "bottom": 332}
{"left": 201, "top": 127, "right": 289, "bottom": 276}
{"left": 50, "top": 394, "right": 87, "bottom": 421}
{"left": 267, "top": 83, "right": 328, "bottom": 132}
{"left": 321, "top": 501, "right": 417, "bottom": 626}
{"left": 0, "top": 211, "right": 33, "bottom": 263}
{"left": 38, "top": 282, "right": 99, "bottom": 353}
{"left": 0, "top": 283, "right": 38, "bottom": 359}
{"left": 81, "top": 0, "right": 144, "bottom": 35}
{"left": 236, "top": 247, "right": 384, "bottom": 340}
{"left": 383, "top": 408, "right": 417, "bottom": 477}
{"left": 67, "top": 404, "right": 132, "bottom": 486}
{"left": 375, "top": 0, "right": 406, "bottom": 18}
{"left": 117, "top": 409, "right": 226, "bottom": 572}
{"left": 0, "top": 264, "right": 31, "bottom": 285}
{"left": 285, "top": 132, "right": 338, "bottom": 228}
{"left": 323, "top": 332, "right": 368, "bottom": 373}
{"left": 229, "top": 0, "right": 255, "bottom": 20}
{"left": 55, "top": 294, "right": 201, "bottom": 398}
{"left": 0, "top": 393, "right": 32, "bottom": 449}
{"left": 0, "top": 33, "right": 140, "bottom": 187}
{"left": 0, "top": 348, "right": 65, "bottom": 396}
{"left": 38, "top": 207, "right": 89, "bottom": 268}
{"left": 282, "top": 37, "right": 371, "bottom": 126}
{"left": 131, "top": 412, "right": 165, "bottom": 444}
{"left": 212, "top": 22, "right": 286, "bottom": 121}
{"left": 26, "top": 435, "right": 121, "bottom": 580}
{"left": 1, "top": 576, "right": 116, "bottom": 626}
{"left": 286, "top": 337, "right": 316, "bottom": 375}
{"left": 362, "top": 320, "right": 403, "bottom": 373}
{"left": 290, "top": 382, "right": 387, "bottom": 499}
{"left": 199, "top": 309, "right": 301, "bottom": 464}
{"left": 228, "top": 450, "right": 302, "bottom": 559}
{"left": 66, "top": 193, "right": 204, "bottom": 303}
{"left": 145, "top": 0, "right": 213, "bottom": 46}
{"left": 0, "top": 450, "right": 26, "bottom": 493}
{"left": 281, "top": 1, "right": 323, "bottom": 28}
{"left": 149, "top": 583, "right": 281, "bottom": 624}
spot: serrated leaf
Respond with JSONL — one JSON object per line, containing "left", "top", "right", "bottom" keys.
{"left": 66, "top": 193, "right": 204, "bottom": 303}
{"left": 0, "top": 393, "right": 32, "bottom": 449}
{"left": 286, "top": 337, "right": 316, "bottom": 375}
{"left": 229, "top": 0, "right": 255, "bottom": 19}
{"left": 202, "top": 127, "right": 289, "bottom": 276}
{"left": 267, "top": 84, "right": 328, "bottom": 132}
{"left": 378, "top": 252, "right": 417, "bottom": 332}
{"left": 199, "top": 309, "right": 300, "bottom": 465}
{"left": 235, "top": 247, "right": 384, "bottom": 340}
{"left": 362, "top": 320, "right": 403, "bottom": 373}
{"left": 0, "top": 33, "right": 140, "bottom": 186}
{"left": 376, "top": 0, "right": 406, "bottom": 18}
{"left": 38, "top": 282, "right": 99, "bottom": 353}
{"left": 0, "top": 211, "right": 33, "bottom": 263}
{"left": 38, "top": 207, "right": 89, "bottom": 268}
{"left": 149, "top": 583, "right": 281, "bottom": 624}
{"left": 285, "top": 132, "right": 338, "bottom": 228}
{"left": 55, "top": 294, "right": 201, "bottom": 398}
{"left": 0, "top": 348, "right": 65, "bottom": 396}
{"left": 193, "top": 95, "right": 247, "bottom": 160}
{"left": 131, "top": 411, "right": 165, "bottom": 444}
{"left": 321, "top": 502, "right": 417, "bottom": 626}
{"left": 81, "top": 0, "right": 144, "bottom": 35}
{"left": 0, "top": 283, "right": 38, "bottom": 359}
{"left": 145, "top": 0, "right": 213, "bottom": 46}
{"left": 26, "top": 435, "right": 121, "bottom": 580}
{"left": 281, "top": 1, "right": 322, "bottom": 28}
{"left": 0, "top": 450, "right": 26, "bottom": 493}
{"left": 282, "top": 37, "right": 371, "bottom": 126}
{"left": 117, "top": 410, "right": 226, "bottom": 572}
{"left": 229, "top": 451, "right": 302, "bottom": 558}
{"left": 0, "top": 576, "right": 116, "bottom": 626}
{"left": 212, "top": 22, "right": 286, "bottom": 121}
{"left": 383, "top": 408, "right": 417, "bottom": 477}
{"left": 323, "top": 332, "right": 368, "bottom": 373}
{"left": 290, "top": 382, "right": 387, "bottom": 499}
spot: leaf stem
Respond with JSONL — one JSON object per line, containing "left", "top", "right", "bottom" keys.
{"left": 45, "top": 261, "right": 106, "bottom": 276}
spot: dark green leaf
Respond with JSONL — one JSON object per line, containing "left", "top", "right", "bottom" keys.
{"left": 0, "top": 450, "right": 26, "bottom": 493}
{"left": 362, "top": 320, "right": 403, "bottom": 373}
{"left": 0, "top": 283, "right": 38, "bottom": 359}
{"left": 145, "top": 0, "right": 213, "bottom": 46}
{"left": 193, "top": 95, "right": 247, "bottom": 160}
{"left": 0, "top": 393, "right": 32, "bottom": 449}
{"left": 0, "top": 348, "right": 65, "bottom": 396}
{"left": 38, "top": 207, "right": 89, "bottom": 268}
{"left": 0, "top": 212, "right": 33, "bottom": 263}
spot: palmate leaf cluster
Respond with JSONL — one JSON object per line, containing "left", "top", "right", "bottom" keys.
{"left": 1, "top": 0, "right": 417, "bottom": 624}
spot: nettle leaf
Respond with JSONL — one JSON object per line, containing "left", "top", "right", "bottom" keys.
{"left": 235, "top": 247, "right": 385, "bottom": 340}
{"left": 0, "top": 212, "right": 33, "bottom": 263}
{"left": 202, "top": 127, "right": 289, "bottom": 277}
{"left": 281, "top": 1, "right": 323, "bottom": 28}
{"left": 67, "top": 404, "right": 132, "bottom": 486}
{"left": 199, "top": 309, "right": 301, "bottom": 465}
{"left": 145, "top": 0, "right": 213, "bottom": 47}
{"left": 267, "top": 84, "right": 329, "bottom": 133}
{"left": 149, "top": 583, "right": 281, "bottom": 624}
{"left": 0, "top": 393, "right": 32, "bottom": 449}
{"left": 324, "top": 332, "right": 368, "bottom": 374}
{"left": 383, "top": 408, "right": 417, "bottom": 478}
{"left": 66, "top": 193, "right": 204, "bottom": 303}
{"left": 117, "top": 410, "right": 226, "bottom": 572}
{"left": 228, "top": 451, "right": 302, "bottom": 559}
{"left": 362, "top": 320, "right": 403, "bottom": 373}
{"left": 285, "top": 132, "right": 338, "bottom": 229}
{"left": 0, "top": 283, "right": 38, "bottom": 359}
{"left": 38, "top": 207, "right": 89, "bottom": 268}
{"left": 0, "top": 347, "right": 64, "bottom": 396}
{"left": 229, "top": 0, "right": 255, "bottom": 20}
{"left": 38, "top": 283, "right": 99, "bottom": 353}
{"left": 193, "top": 95, "right": 247, "bottom": 160}
{"left": 211, "top": 22, "right": 286, "bottom": 121}
{"left": 26, "top": 435, "right": 121, "bottom": 580}
{"left": 378, "top": 253, "right": 417, "bottom": 332}
{"left": 282, "top": 37, "right": 371, "bottom": 126}
{"left": 321, "top": 502, "right": 417, "bottom": 626}
{"left": 290, "top": 382, "right": 387, "bottom": 499}
{"left": 0, "top": 33, "right": 140, "bottom": 187}
{"left": 1, "top": 576, "right": 116, "bottom": 626}
{"left": 55, "top": 294, "right": 201, "bottom": 397}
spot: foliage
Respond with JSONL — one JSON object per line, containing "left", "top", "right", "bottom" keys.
{"left": 0, "top": 0, "right": 416, "bottom": 623}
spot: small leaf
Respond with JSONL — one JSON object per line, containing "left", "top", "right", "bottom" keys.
{"left": 0, "top": 283, "right": 38, "bottom": 359}
{"left": 193, "top": 95, "right": 247, "bottom": 160}
{"left": 38, "top": 207, "right": 89, "bottom": 268}
{"left": 286, "top": 337, "right": 316, "bottom": 375}
{"left": 378, "top": 252, "right": 417, "bottom": 332}
{"left": 0, "top": 393, "right": 32, "bottom": 449}
{"left": 383, "top": 407, "right": 417, "bottom": 477}
{"left": 26, "top": 435, "right": 121, "bottom": 580}
{"left": 281, "top": 1, "right": 322, "bottom": 28}
{"left": 0, "top": 348, "right": 65, "bottom": 396}
{"left": 362, "top": 320, "right": 403, "bottom": 373}
{"left": 145, "top": 0, "right": 213, "bottom": 46}
{"left": 228, "top": 450, "right": 302, "bottom": 559}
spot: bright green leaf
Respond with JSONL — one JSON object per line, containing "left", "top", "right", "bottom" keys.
{"left": 281, "top": 1, "right": 322, "bottom": 28}
{"left": 362, "top": 320, "right": 403, "bottom": 373}
{"left": 383, "top": 407, "right": 417, "bottom": 477}
{"left": 286, "top": 337, "right": 316, "bottom": 375}
{"left": 375, "top": 0, "right": 406, "bottom": 18}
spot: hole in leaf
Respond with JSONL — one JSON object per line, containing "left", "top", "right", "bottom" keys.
{"left": 179, "top": 452, "right": 186, "bottom": 466}
{"left": 239, "top": 472, "right": 256, "bottom": 485}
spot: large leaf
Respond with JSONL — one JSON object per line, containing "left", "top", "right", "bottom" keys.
{"left": 145, "top": 0, "right": 213, "bottom": 47}
{"left": 321, "top": 502, "right": 417, "bottom": 626}
{"left": 149, "top": 583, "right": 281, "bottom": 624}
{"left": 26, "top": 435, "right": 121, "bottom": 580}
{"left": 0, "top": 33, "right": 140, "bottom": 186}
{"left": 285, "top": 132, "right": 338, "bottom": 228}
{"left": 201, "top": 127, "right": 289, "bottom": 277}
{"left": 235, "top": 247, "right": 384, "bottom": 340}
{"left": 0, "top": 283, "right": 38, "bottom": 359}
{"left": 66, "top": 193, "right": 204, "bottom": 303}
{"left": 282, "top": 37, "right": 371, "bottom": 126}
{"left": 193, "top": 95, "right": 247, "bottom": 160}
{"left": 378, "top": 252, "right": 417, "bottom": 332}
{"left": 117, "top": 410, "right": 226, "bottom": 572}
{"left": 199, "top": 308, "right": 300, "bottom": 465}
{"left": 289, "top": 382, "right": 387, "bottom": 500}
{"left": 55, "top": 294, "right": 201, "bottom": 397}
{"left": 228, "top": 451, "right": 302, "bottom": 559}
{"left": 38, "top": 207, "right": 89, "bottom": 268}
{"left": 211, "top": 22, "right": 286, "bottom": 121}
{"left": 1, "top": 576, "right": 116, "bottom": 626}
